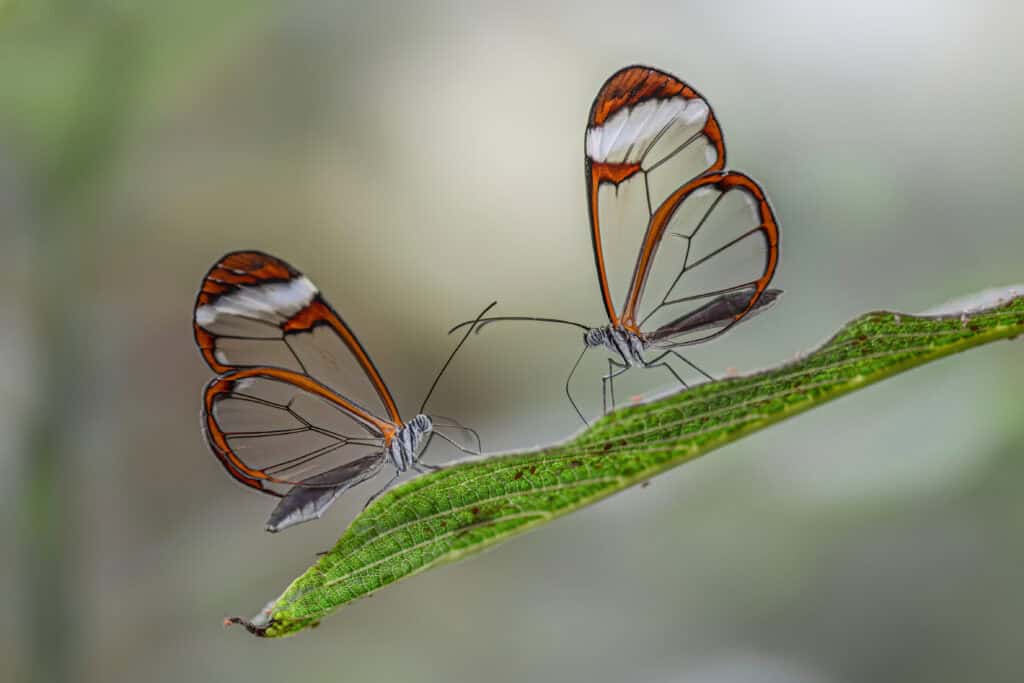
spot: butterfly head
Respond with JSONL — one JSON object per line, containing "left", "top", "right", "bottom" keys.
{"left": 584, "top": 327, "right": 608, "bottom": 348}
{"left": 409, "top": 413, "right": 433, "bottom": 434}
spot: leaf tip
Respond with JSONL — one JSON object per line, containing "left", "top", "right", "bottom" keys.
{"left": 223, "top": 615, "right": 269, "bottom": 637}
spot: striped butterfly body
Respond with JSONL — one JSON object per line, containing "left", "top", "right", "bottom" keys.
{"left": 194, "top": 251, "right": 478, "bottom": 531}
{"left": 455, "top": 66, "right": 782, "bottom": 420}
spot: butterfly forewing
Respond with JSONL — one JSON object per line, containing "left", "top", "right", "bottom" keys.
{"left": 194, "top": 251, "right": 402, "bottom": 427}
{"left": 585, "top": 66, "right": 725, "bottom": 324}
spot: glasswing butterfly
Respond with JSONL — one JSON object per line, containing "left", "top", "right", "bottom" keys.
{"left": 452, "top": 65, "right": 782, "bottom": 421}
{"left": 194, "top": 251, "right": 485, "bottom": 531}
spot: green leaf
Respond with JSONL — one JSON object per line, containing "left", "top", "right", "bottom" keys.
{"left": 230, "top": 292, "right": 1024, "bottom": 637}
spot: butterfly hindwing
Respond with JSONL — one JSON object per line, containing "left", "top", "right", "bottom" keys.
{"left": 625, "top": 171, "right": 780, "bottom": 345}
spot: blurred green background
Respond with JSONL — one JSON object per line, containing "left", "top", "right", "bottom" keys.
{"left": 2, "top": 1, "right": 1023, "bottom": 681}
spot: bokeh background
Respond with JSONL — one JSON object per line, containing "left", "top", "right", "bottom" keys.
{"left": 3, "top": 1, "right": 1023, "bottom": 681}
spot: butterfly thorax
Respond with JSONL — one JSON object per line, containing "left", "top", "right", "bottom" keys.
{"left": 584, "top": 325, "right": 648, "bottom": 367}
{"left": 387, "top": 414, "right": 433, "bottom": 471}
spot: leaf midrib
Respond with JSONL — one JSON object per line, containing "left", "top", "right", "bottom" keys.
{"left": 322, "top": 315, "right": 1017, "bottom": 579}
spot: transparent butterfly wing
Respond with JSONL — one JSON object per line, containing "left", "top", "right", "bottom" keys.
{"left": 194, "top": 250, "right": 403, "bottom": 427}
{"left": 265, "top": 453, "right": 386, "bottom": 532}
{"left": 626, "top": 171, "right": 780, "bottom": 346}
{"left": 194, "top": 251, "right": 404, "bottom": 530}
{"left": 584, "top": 65, "right": 726, "bottom": 324}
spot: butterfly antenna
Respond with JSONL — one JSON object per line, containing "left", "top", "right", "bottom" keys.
{"left": 419, "top": 301, "right": 498, "bottom": 415}
{"left": 448, "top": 314, "right": 590, "bottom": 336}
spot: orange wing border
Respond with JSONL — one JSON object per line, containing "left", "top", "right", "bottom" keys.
{"left": 201, "top": 367, "right": 396, "bottom": 494}
{"left": 620, "top": 171, "right": 780, "bottom": 334}
{"left": 584, "top": 66, "right": 726, "bottom": 325}
{"left": 192, "top": 250, "right": 403, "bottom": 425}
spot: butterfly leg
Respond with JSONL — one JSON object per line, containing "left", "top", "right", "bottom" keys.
{"left": 422, "top": 430, "right": 436, "bottom": 456}
{"left": 426, "top": 430, "right": 482, "bottom": 458}
{"left": 602, "top": 358, "right": 630, "bottom": 414}
{"left": 363, "top": 470, "right": 401, "bottom": 510}
{"left": 663, "top": 349, "right": 713, "bottom": 382}
{"left": 412, "top": 431, "right": 438, "bottom": 467}
{"left": 641, "top": 351, "right": 689, "bottom": 392}
{"left": 426, "top": 415, "right": 483, "bottom": 454}
{"left": 412, "top": 460, "right": 440, "bottom": 474}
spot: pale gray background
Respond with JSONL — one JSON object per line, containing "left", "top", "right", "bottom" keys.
{"left": 3, "top": 1, "right": 1023, "bottom": 681}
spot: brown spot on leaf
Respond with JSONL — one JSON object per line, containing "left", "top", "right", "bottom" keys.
{"left": 570, "top": 460, "right": 582, "bottom": 468}
{"left": 471, "top": 507, "right": 480, "bottom": 515}
{"left": 514, "top": 471, "right": 524, "bottom": 480}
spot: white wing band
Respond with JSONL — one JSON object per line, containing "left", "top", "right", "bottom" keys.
{"left": 196, "top": 276, "right": 318, "bottom": 329}
{"left": 585, "top": 96, "right": 708, "bottom": 165}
